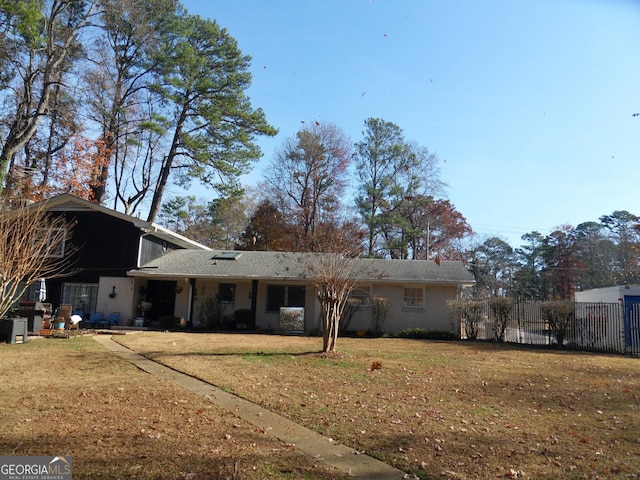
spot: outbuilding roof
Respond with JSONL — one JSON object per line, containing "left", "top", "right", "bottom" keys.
{"left": 128, "top": 250, "right": 475, "bottom": 286}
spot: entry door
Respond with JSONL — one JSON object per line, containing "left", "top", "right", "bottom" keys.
{"left": 146, "top": 280, "right": 177, "bottom": 322}
{"left": 624, "top": 296, "right": 640, "bottom": 355}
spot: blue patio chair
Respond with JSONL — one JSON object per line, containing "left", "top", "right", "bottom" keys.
{"left": 85, "top": 312, "right": 104, "bottom": 329}
{"left": 102, "top": 312, "right": 120, "bottom": 329}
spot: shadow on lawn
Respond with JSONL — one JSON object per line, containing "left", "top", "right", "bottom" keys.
{"left": 139, "top": 349, "right": 331, "bottom": 362}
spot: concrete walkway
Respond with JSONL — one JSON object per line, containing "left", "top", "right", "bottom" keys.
{"left": 93, "top": 335, "right": 409, "bottom": 480}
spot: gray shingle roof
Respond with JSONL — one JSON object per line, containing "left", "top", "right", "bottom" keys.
{"left": 128, "top": 250, "right": 475, "bottom": 286}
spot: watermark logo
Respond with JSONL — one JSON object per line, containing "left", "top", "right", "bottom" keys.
{"left": 0, "top": 456, "right": 72, "bottom": 480}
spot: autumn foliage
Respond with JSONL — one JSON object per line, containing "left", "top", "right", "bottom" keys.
{"left": 6, "top": 135, "right": 110, "bottom": 203}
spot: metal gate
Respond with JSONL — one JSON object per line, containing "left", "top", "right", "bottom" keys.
{"left": 624, "top": 296, "right": 640, "bottom": 356}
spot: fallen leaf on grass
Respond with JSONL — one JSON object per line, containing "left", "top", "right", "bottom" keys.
{"left": 371, "top": 361, "right": 383, "bottom": 371}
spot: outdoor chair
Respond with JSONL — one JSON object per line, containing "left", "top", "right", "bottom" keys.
{"left": 59, "top": 304, "right": 72, "bottom": 322}
{"left": 66, "top": 314, "right": 82, "bottom": 332}
{"left": 96, "top": 312, "right": 120, "bottom": 329}
{"left": 86, "top": 312, "right": 104, "bottom": 329}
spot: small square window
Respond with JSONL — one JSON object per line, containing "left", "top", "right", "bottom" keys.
{"left": 403, "top": 287, "right": 424, "bottom": 308}
{"left": 219, "top": 283, "right": 235, "bottom": 303}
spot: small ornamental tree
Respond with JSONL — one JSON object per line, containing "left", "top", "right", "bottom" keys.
{"left": 0, "top": 195, "right": 77, "bottom": 318}
{"left": 304, "top": 253, "right": 360, "bottom": 352}
{"left": 300, "top": 248, "right": 375, "bottom": 353}
{"left": 448, "top": 299, "right": 482, "bottom": 340}
{"left": 489, "top": 297, "right": 514, "bottom": 342}
{"left": 370, "top": 295, "right": 391, "bottom": 334}
{"left": 541, "top": 299, "right": 575, "bottom": 346}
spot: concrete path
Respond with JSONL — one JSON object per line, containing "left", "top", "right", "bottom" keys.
{"left": 93, "top": 335, "right": 409, "bottom": 480}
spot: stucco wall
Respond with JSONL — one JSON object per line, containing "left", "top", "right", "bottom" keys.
{"left": 347, "top": 284, "right": 459, "bottom": 334}
{"left": 97, "top": 276, "right": 135, "bottom": 325}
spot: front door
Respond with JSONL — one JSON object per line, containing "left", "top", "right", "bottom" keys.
{"left": 146, "top": 280, "right": 177, "bottom": 324}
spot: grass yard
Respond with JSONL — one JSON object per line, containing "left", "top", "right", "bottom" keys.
{"left": 0, "top": 335, "right": 352, "bottom": 480}
{"left": 115, "top": 333, "right": 640, "bottom": 480}
{"left": 1, "top": 333, "right": 638, "bottom": 479}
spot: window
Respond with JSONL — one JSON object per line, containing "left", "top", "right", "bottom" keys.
{"left": 266, "top": 285, "right": 305, "bottom": 313}
{"left": 36, "top": 228, "right": 67, "bottom": 258}
{"left": 403, "top": 287, "right": 424, "bottom": 308}
{"left": 219, "top": 283, "right": 235, "bottom": 303}
{"left": 350, "top": 286, "right": 371, "bottom": 306}
{"left": 61, "top": 283, "right": 98, "bottom": 315}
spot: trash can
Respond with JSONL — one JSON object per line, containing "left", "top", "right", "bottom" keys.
{"left": 1, "top": 317, "right": 28, "bottom": 344}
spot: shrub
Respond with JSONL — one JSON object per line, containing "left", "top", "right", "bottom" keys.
{"left": 396, "top": 328, "right": 460, "bottom": 340}
{"left": 542, "top": 299, "right": 575, "bottom": 346}
{"left": 447, "top": 299, "right": 482, "bottom": 340}
{"left": 489, "top": 297, "right": 514, "bottom": 342}
{"left": 198, "top": 294, "right": 224, "bottom": 329}
{"left": 339, "top": 297, "right": 361, "bottom": 333}
{"left": 370, "top": 295, "right": 391, "bottom": 334}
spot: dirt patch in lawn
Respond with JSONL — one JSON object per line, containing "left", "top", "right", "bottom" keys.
{"left": 0, "top": 335, "right": 352, "bottom": 480}
{"left": 115, "top": 332, "right": 640, "bottom": 479}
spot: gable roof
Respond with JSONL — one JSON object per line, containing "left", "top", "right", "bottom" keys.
{"left": 128, "top": 250, "right": 475, "bottom": 286}
{"left": 36, "top": 194, "right": 211, "bottom": 251}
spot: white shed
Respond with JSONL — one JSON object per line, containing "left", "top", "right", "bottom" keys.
{"left": 575, "top": 285, "right": 640, "bottom": 303}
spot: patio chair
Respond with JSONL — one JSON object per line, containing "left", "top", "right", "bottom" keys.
{"left": 85, "top": 312, "right": 104, "bottom": 329}
{"left": 59, "top": 304, "right": 72, "bottom": 322}
{"left": 66, "top": 314, "right": 82, "bottom": 332}
{"left": 96, "top": 312, "right": 120, "bottom": 329}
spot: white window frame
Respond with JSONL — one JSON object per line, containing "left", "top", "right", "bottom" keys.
{"left": 36, "top": 227, "right": 67, "bottom": 258}
{"left": 349, "top": 286, "right": 371, "bottom": 306}
{"left": 403, "top": 286, "right": 424, "bottom": 308}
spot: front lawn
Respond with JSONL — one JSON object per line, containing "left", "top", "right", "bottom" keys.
{"left": 0, "top": 336, "right": 351, "bottom": 480}
{"left": 116, "top": 333, "right": 640, "bottom": 479}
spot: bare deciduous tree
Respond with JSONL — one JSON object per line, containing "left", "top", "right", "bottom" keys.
{"left": 300, "top": 240, "right": 377, "bottom": 352}
{"left": 266, "top": 122, "right": 352, "bottom": 251}
{"left": 303, "top": 253, "right": 361, "bottom": 352}
{"left": 0, "top": 195, "right": 76, "bottom": 317}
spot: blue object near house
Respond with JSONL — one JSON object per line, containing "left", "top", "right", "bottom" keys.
{"left": 624, "top": 296, "right": 640, "bottom": 355}
{"left": 95, "top": 312, "right": 120, "bottom": 329}
{"left": 84, "top": 312, "right": 104, "bottom": 329}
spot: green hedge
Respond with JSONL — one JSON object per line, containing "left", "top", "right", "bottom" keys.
{"left": 395, "top": 328, "right": 460, "bottom": 341}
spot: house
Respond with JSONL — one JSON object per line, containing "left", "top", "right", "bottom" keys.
{"left": 18, "top": 194, "right": 210, "bottom": 327}
{"left": 127, "top": 250, "right": 475, "bottom": 334}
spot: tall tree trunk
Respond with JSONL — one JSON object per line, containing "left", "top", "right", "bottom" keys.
{"left": 147, "top": 103, "right": 188, "bottom": 223}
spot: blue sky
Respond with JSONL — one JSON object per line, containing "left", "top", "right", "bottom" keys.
{"left": 180, "top": 0, "right": 640, "bottom": 247}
